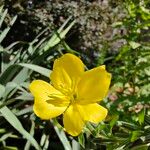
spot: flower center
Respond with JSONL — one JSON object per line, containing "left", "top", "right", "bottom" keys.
{"left": 70, "top": 93, "right": 77, "bottom": 104}
{"left": 73, "top": 93, "right": 77, "bottom": 99}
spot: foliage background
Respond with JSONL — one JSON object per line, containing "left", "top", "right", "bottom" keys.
{"left": 0, "top": 0, "right": 150, "bottom": 149}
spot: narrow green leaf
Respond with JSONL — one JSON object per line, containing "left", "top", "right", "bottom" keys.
{"left": 0, "top": 9, "right": 7, "bottom": 28}
{"left": 0, "top": 132, "right": 12, "bottom": 142}
{"left": 0, "top": 65, "right": 21, "bottom": 85}
{"left": 117, "top": 121, "right": 139, "bottom": 130}
{"left": 15, "top": 93, "right": 33, "bottom": 101}
{"left": 12, "top": 68, "right": 29, "bottom": 84}
{"left": 2, "top": 146, "right": 18, "bottom": 150}
{"left": 110, "top": 115, "right": 119, "bottom": 128}
{"left": 42, "top": 135, "right": 49, "bottom": 150}
{"left": 0, "top": 99, "right": 16, "bottom": 109}
{"left": 131, "top": 144, "right": 149, "bottom": 150}
{"left": 3, "top": 82, "right": 18, "bottom": 98}
{"left": 24, "top": 121, "right": 35, "bottom": 150}
{"left": 0, "top": 128, "right": 6, "bottom": 133}
{"left": 43, "top": 17, "right": 71, "bottom": 51}
{"left": 0, "top": 5, "right": 4, "bottom": 13}
{"left": 0, "top": 106, "right": 41, "bottom": 150}
{"left": 0, "top": 84, "right": 5, "bottom": 98}
{"left": 78, "top": 133, "right": 85, "bottom": 148}
{"left": 0, "top": 45, "right": 4, "bottom": 52}
{"left": 40, "top": 133, "right": 49, "bottom": 149}
{"left": 51, "top": 119, "right": 72, "bottom": 150}
{"left": 40, "top": 134, "right": 47, "bottom": 147}
{"left": 0, "top": 16, "right": 17, "bottom": 43}
{"left": 19, "top": 63, "right": 50, "bottom": 78}
{"left": 138, "top": 109, "right": 145, "bottom": 125}
{"left": 44, "top": 20, "right": 75, "bottom": 51}
{"left": 16, "top": 106, "right": 33, "bottom": 116}
{"left": 72, "top": 139, "right": 80, "bottom": 150}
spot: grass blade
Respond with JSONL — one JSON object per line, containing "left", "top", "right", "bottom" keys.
{"left": 0, "top": 106, "right": 41, "bottom": 150}
{"left": 51, "top": 119, "right": 72, "bottom": 150}
{"left": 19, "top": 63, "right": 50, "bottom": 78}
{"left": 44, "top": 20, "right": 75, "bottom": 51}
{"left": 0, "top": 8, "right": 8, "bottom": 28}
{"left": 0, "top": 16, "right": 17, "bottom": 43}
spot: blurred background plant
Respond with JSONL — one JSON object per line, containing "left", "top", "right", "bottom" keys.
{"left": 2, "top": 0, "right": 128, "bottom": 66}
{"left": 0, "top": 0, "right": 150, "bottom": 149}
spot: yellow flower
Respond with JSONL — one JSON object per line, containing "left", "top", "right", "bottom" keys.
{"left": 29, "top": 53, "right": 111, "bottom": 136}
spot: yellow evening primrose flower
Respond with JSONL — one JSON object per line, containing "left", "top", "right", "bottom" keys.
{"left": 29, "top": 53, "right": 111, "bottom": 136}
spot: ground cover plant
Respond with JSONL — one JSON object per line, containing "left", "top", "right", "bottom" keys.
{"left": 0, "top": 0, "right": 150, "bottom": 150}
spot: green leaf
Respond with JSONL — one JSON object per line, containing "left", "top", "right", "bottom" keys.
{"left": 40, "top": 133, "right": 49, "bottom": 149}
{"left": 16, "top": 106, "right": 33, "bottom": 116}
{"left": 19, "top": 63, "right": 50, "bottom": 78}
{"left": 78, "top": 133, "right": 85, "bottom": 148}
{"left": 110, "top": 115, "right": 119, "bottom": 128}
{"left": 115, "top": 45, "right": 130, "bottom": 61}
{"left": 0, "top": 45, "right": 4, "bottom": 52}
{"left": 72, "top": 139, "right": 80, "bottom": 150}
{"left": 0, "top": 106, "right": 41, "bottom": 150}
{"left": 130, "top": 131, "right": 142, "bottom": 142}
{"left": 40, "top": 133, "right": 47, "bottom": 147}
{"left": 117, "top": 121, "right": 139, "bottom": 130}
{"left": 24, "top": 121, "right": 35, "bottom": 150}
{"left": 138, "top": 109, "right": 145, "bottom": 125}
{"left": 131, "top": 144, "right": 149, "bottom": 150}
{"left": 3, "top": 82, "right": 18, "bottom": 98}
{"left": 109, "top": 115, "right": 119, "bottom": 134}
{"left": 0, "top": 99, "right": 16, "bottom": 109}
{"left": 0, "top": 65, "right": 21, "bottom": 85}
{"left": 129, "top": 41, "right": 141, "bottom": 49}
{"left": 12, "top": 68, "right": 30, "bottom": 84}
{"left": 0, "top": 15, "right": 17, "bottom": 43}
{"left": 44, "top": 20, "right": 75, "bottom": 51}
{"left": 2, "top": 146, "right": 18, "bottom": 150}
{"left": 0, "top": 84, "right": 5, "bottom": 98}
{"left": 52, "top": 119, "right": 72, "bottom": 150}
{"left": 15, "top": 93, "right": 33, "bottom": 101}
{"left": 0, "top": 7, "right": 7, "bottom": 28}
{"left": 0, "top": 5, "right": 4, "bottom": 13}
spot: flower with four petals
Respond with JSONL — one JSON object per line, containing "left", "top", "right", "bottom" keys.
{"left": 29, "top": 53, "right": 111, "bottom": 136}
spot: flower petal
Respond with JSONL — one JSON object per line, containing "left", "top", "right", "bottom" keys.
{"left": 33, "top": 99, "right": 67, "bottom": 120}
{"left": 77, "top": 66, "right": 111, "bottom": 104}
{"left": 63, "top": 104, "right": 85, "bottom": 136}
{"left": 29, "top": 80, "right": 69, "bottom": 119}
{"left": 77, "top": 103, "right": 108, "bottom": 123}
{"left": 50, "top": 53, "right": 85, "bottom": 95}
